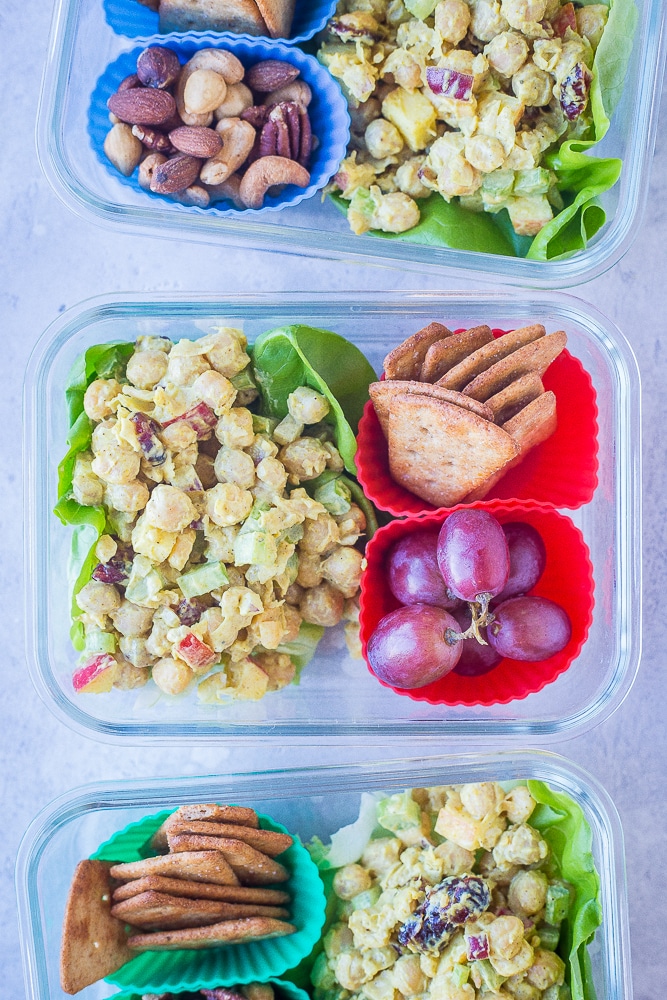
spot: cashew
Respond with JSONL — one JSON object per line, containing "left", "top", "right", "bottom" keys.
{"left": 175, "top": 64, "right": 214, "bottom": 127}
{"left": 187, "top": 48, "right": 245, "bottom": 84}
{"left": 171, "top": 183, "right": 211, "bottom": 208}
{"left": 184, "top": 68, "right": 227, "bottom": 115}
{"left": 261, "top": 80, "right": 312, "bottom": 109}
{"left": 201, "top": 118, "right": 256, "bottom": 185}
{"left": 239, "top": 156, "right": 310, "bottom": 209}
{"left": 205, "top": 174, "right": 245, "bottom": 209}
{"left": 104, "top": 123, "right": 143, "bottom": 175}
{"left": 214, "top": 82, "right": 254, "bottom": 120}
{"left": 138, "top": 152, "right": 168, "bottom": 190}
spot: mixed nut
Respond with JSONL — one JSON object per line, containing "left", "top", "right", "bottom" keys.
{"left": 104, "top": 45, "right": 315, "bottom": 209}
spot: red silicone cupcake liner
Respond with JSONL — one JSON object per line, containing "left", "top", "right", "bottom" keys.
{"left": 355, "top": 329, "right": 599, "bottom": 517}
{"left": 358, "top": 499, "right": 594, "bottom": 707}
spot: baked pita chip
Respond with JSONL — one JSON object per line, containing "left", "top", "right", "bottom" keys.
{"left": 158, "top": 0, "right": 268, "bottom": 34}
{"left": 128, "top": 916, "right": 296, "bottom": 951}
{"left": 502, "top": 391, "right": 557, "bottom": 455}
{"left": 437, "top": 324, "right": 546, "bottom": 392}
{"left": 486, "top": 372, "right": 545, "bottom": 425}
{"left": 369, "top": 380, "right": 492, "bottom": 436}
{"left": 111, "top": 890, "right": 288, "bottom": 931}
{"left": 60, "top": 860, "right": 133, "bottom": 995}
{"left": 383, "top": 322, "right": 452, "bottom": 380}
{"left": 387, "top": 393, "right": 520, "bottom": 508}
{"left": 420, "top": 325, "right": 494, "bottom": 383}
{"left": 164, "top": 821, "right": 292, "bottom": 857}
{"left": 167, "top": 835, "right": 289, "bottom": 885}
{"left": 112, "top": 875, "right": 289, "bottom": 905}
{"left": 462, "top": 331, "right": 567, "bottom": 402}
{"left": 110, "top": 851, "right": 240, "bottom": 886}
{"left": 255, "top": 0, "right": 296, "bottom": 37}
{"left": 151, "top": 804, "right": 259, "bottom": 852}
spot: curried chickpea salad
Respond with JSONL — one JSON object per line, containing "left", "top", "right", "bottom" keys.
{"left": 58, "top": 326, "right": 376, "bottom": 703}
{"left": 311, "top": 781, "right": 601, "bottom": 1000}
{"left": 320, "top": 0, "right": 609, "bottom": 238}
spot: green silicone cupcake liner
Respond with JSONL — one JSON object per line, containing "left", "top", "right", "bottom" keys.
{"left": 91, "top": 807, "right": 326, "bottom": 993}
{"left": 109, "top": 976, "right": 312, "bottom": 1000}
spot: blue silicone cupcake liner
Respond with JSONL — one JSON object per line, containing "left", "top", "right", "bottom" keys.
{"left": 109, "top": 978, "right": 313, "bottom": 1000}
{"left": 90, "top": 807, "right": 327, "bottom": 993}
{"left": 103, "top": 0, "right": 337, "bottom": 43}
{"left": 89, "top": 33, "right": 349, "bottom": 217}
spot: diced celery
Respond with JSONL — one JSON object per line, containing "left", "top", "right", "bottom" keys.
{"left": 311, "top": 953, "right": 337, "bottom": 991}
{"left": 471, "top": 960, "right": 506, "bottom": 993}
{"left": 125, "top": 568, "right": 164, "bottom": 604}
{"left": 513, "top": 167, "right": 551, "bottom": 197}
{"left": 252, "top": 414, "right": 279, "bottom": 436}
{"left": 377, "top": 791, "right": 422, "bottom": 833}
{"left": 405, "top": 0, "right": 438, "bottom": 17}
{"left": 450, "top": 965, "right": 470, "bottom": 987}
{"left": 482, "top": 169, "right": 515, "bottom": 201}
{"left": 546, "top": 882, "right": 572, "bottom": 925}
{"left": 543, "top": 986, "right": 572, "bottom": 1000}
{"left": 537, "top": 923, "right": 561, "bottom": 951}
{"left": 233, "top": 530, "right": 278, "bottom": 567}
{"left": 231, "top": 368, "right": 257, "bottom": 391}
{"left": 351, "top": 885, "right": 381, "bottom": 910}
{"left": 84, "top": 630, "right": 116, "bottom": 654}
{"left": 459, "top": 193, "right": 485, "bottom": 213}
{"left": 348, "top": 187, "right": 376, "bottom": 222}
{"left": 177, "top": 561, "right": 229, "bottom": 599}
{"left": 238, "top": 501, "right": 272, "bottom": 535}
{"left": 280, "top": 523, "right": 304, "bottom": 544}
{"left": 314, "top": 476, "right": 352, "bottom": 515}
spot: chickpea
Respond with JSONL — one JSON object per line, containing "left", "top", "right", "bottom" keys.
{"left": 324, "top": 922, "right": 355, "bottom": 959}
{"left": 493, "top": 824, "right": 548, "bottom": 868}
{"left": 110, "top": 600, "right": 155, "bottom": 637}
{"left": 166, "top": 353, "right": 210, "bottom": 387}
{"left": 360, "top": 836, "right": 402, "bottom": 876}
{"left": 161, "top": 421, "right": 198, "bottom": 452}
{"left": 301, "top": 513, "right": 340, "bottom": 555}
{"left": 485, "top": 30, "right": 529, "bottom": 76}
{"left": 365, "top": 118, "right": 404, "bottom": 160}
{"left": 333, "top": 863, "right": 372, "bottom": 900}
{"left": 335, "top": 504, "right": 367, "bottom": 546}
{"left": 152, "top": 656, "right": 194, "bottom": 695}
{"left": 470, "top": 0, "right": 509, "bottom": 41}
{"left": 95, "top": 534, "right": 117, "bottom": 563}
{"left": 525, "top": 949, "right": 565, "bottom": 990}
{"left": 333, "top": 950, "right": 366, "bottom": 992}
{"left": 91, "top": 419, "right": 118, "bottom": 455}
{"left": 126, "top": 350, "right": 168, "bottom": 389}
{"left": 287, "top": 386, "right": 331, "bottom": 425}
{"left": 488, "top": 915, "right": 525, "bottom": 960}
{"left": 254, "top": 651, "right": 297, "bottom": 692}
{"left": 460, "top": 781, "right": 503, "bottom": 820}
{"left": 144, "top": 484, "right": 196, "bottom": 532}
{"left": 104, "top": 480, "right": 150, "bottom": 513}
{"left": 214, "top": 447, "right": 256, "bottom": 490}
{"left": 72, "top": 462, "right": 105, "bottom": 506}
{"left": 503, "top": 786, "right": 536, "bottom": 824}
{"left": 300, "top": 582, "right": 345, "bottom": 626}
{"left": 279, "top": 438, "right": 329, "bottom": 482}
{"left": 324, "top": 441, "right": 345, "bottom": 472}
{"left": 396, "top": 158, "right": 430, "bottom": 200}
{"left": 465, "top": 134, "right": 506, "bottom": 172}
{"left": 113, "top": 658, "right": 150, "bottom": 690}
{"left": 248, "top": 433, "right": 279, "bottom": 464}
{"left": 435, "top": 0, "right": 471, "bottom": 42}
{"left": 393, "top": 954, "right": 428, "bottom": 996}
{"left": 512, "top": 62, "right": 553, "bottom": 106}
{"left": 505, "top": 979, "right": 541, "bottom": 1000}
{"left": 500, "top": 0, "right": 547, "bottom": 30}
{"left": 433, "top": 840, "right": 475, "bottom": 875}
{"left": 83, "top": 379, "right": 121, "bottom": 421}
{"left": 215, "top": 407, "right": 254, "bottom": 449}
{"left": 296, "top": 552, "right": 323, "bottom": 589}
{"left": 284, "top": 581, "right": 304, "bottom": 606}
{"left": 321, "top": 546, "right": 364, "bottom": 598}
{"left": 77, "top": 580, "right": 121, "bottom": 616}
{"left": 256, "top": 456, "right": 288, "bottom": 493}
{"left": 575, "top": 4, "right": 608, "bottom": 50}
{"left": 193, "top": 369, "right": 237, "bottom": 412}
{"left": 205, "top": 482, "right": 254, "bottom": 526}
{"left": 204, "top": 329, "right": 251, "bottom": 378}
{"left": 92, "top": 448, "right": 141, "bottom": 486}
{"left": 508, "top": 870, "right": 548, "bottom": 917}
{"left": 490, "top": 939, "right": 534, "bottom": 977}
{"left": 372, "top": 191, "right": 421, "bottom": 234}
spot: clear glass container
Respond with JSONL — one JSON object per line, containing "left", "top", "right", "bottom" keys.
{"left": 37, "top": 0, "right": 666, "bottom": 287}
{"left": 15, "top": 750, "right": 633, "bottom": 1000}
{"left": 23, "top": 290, "right": 641, "bottom": 745}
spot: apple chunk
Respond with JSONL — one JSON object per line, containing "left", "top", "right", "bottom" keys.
{"left": 73, "top": 654, "right": 118, "bottom": 694}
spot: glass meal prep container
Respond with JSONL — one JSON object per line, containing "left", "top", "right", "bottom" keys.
{"left": 23, "top": 290, "right": 641, "bottom": 745}
{"left": 37, "top": 0, "right": 666, "bottom": 287}
{"left": 15, "top": 750, "right": 632, "bottom": 1000}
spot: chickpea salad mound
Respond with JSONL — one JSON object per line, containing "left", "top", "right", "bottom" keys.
{"left": 308, "top": 780, "right": 602, "bottom": 1000}
{"left": 55, "top": 324, "right": 377, "bottom": 704}
{"left": 318, "top": 0, "right": 637, "bottom": 260}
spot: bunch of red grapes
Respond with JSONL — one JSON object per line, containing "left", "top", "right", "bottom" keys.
{"left": 367, "top": 510, "right": 572, "bottom": 690}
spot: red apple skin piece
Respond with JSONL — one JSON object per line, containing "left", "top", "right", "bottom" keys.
{"left": 73, "top": 654, "right": 118, "bottom": 693}
{"left": 163, "top": 402, "right": 217, "bottom": 439}
{"left": 177, "top": 633, "right": 218, "bottom": 670}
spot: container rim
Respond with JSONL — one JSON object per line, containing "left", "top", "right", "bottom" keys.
{"left": 23, "top": 290, "right": 642, "bottom": 745}
{"left": 15, "top": 749, "right": 633, "bottom": 1000}
{"left": 35, "top": 0, "right": 667, "bottom": 288}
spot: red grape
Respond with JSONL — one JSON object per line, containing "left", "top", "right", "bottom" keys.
{"left": 388, "top": 531, "right": 461, "bottom": 609}
{"left": 493, "top": 522, "right": 547, "bottom": 604}
{"left": 367, "top": 604, "right": 462, "bottom": 688}
{"left": 488, "top": 596, "right": 571, "bottom": 661}
{"left": 451, "top": 606, "right": 502, "bottom": 677}
{"left": 437, "top": 510, "right": 510, "bottom": 603}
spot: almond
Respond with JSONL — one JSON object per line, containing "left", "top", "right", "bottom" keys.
{"left": 118, "top": 73, "right": 140, "bottom": 92}
{"left": 246, "top": 60, "right": 300, "bottom": 94}
{"left": 150, "top": 154, "right": 201, "bottom": 194}
{"left": 108, "top": 88, "right": 177, "bottom": 126}
{"left": 169, "top": 125, "right": 222, "bottom": 158}
{"left": 137, "top": 46, "right": 181, "bottom": 89}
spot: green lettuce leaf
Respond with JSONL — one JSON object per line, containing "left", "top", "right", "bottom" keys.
{"left": 528, "top": 780, "right": 602, "bottom": 1000}
{"left": 251, "top": 325, "right": 377, "bottom": 474}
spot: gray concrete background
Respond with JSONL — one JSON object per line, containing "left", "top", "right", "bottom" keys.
{"left": 1, "top": 0, "right": 665, "bottom": 994}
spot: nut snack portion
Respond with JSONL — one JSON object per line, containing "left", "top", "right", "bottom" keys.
{"left": 368, "top": 323, "right": 565, "bottom": 508}
{"left": 60, "top": 327, "right": 370, "bottom": 703}
{"left": 103, "top": 45, "right": 314, "bottom": 210}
